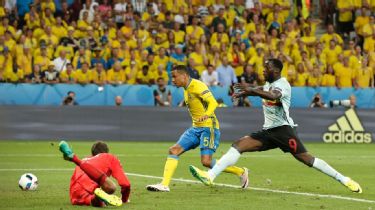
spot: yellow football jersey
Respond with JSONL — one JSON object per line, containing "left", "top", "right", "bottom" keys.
{"left": 184, "top": 79, "right": 219, "bottom": 129}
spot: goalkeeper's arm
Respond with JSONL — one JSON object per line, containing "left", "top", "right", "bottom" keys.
{"left": 111, "top": 157, "right": 131, "bottom": 203}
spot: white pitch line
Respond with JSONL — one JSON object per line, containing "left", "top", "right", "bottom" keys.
{"left": 0, "top": 168, "right": 374, "bottom": 204}
{"left": 1, "top": 154, "right": 375, "bottom": 158}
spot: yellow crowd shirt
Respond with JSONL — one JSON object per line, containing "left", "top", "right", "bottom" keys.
{"left": 75, "top": 69, "right": 92, "bottom": 83}
{"left": 59, "top": 70, "right": 76, "bottom": 82}
{"left": 107, "top": 69, "right": 126, "bottom": 83}
{"left": 293, "top": 72, "right": 309, "bottom": 86}
{"left": 321, "top": 74, "right": 336, "bottom": 86}
{"left": 336, "top": 66, "right": 354, "bottom": 87}
{"left": 337, "top": 0, "right": 353, "bottom": 22}
{"left": 189, "top": 52, "right": 206, "bottom": 74}
{"left": 356, "top": 67, "right": 373, "bottom": 88}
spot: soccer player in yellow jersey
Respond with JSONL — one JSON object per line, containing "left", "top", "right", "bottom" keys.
{"left": 146, "top": 65, "right": 249, "bottom": 192}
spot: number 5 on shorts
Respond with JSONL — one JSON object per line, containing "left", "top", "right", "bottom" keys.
{"left": 203, "top": 137, "right": 209, "bottom": 147}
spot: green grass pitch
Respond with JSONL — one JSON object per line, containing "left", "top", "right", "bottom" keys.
{"left": 0, "top": 141, "right": 374, "bottom": 210}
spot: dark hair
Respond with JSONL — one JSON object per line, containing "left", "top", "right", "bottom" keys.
{"left": 62, "top": 96, "right": 73, "bottom": 105}
{"left": 91, "top": 141, "right": 109, "bottom": 156}
{"left": 172, "top": 65, "right": 189, "bottom": 75}
{"left": 266, "top": 58, "right": 283, "bottom": 72}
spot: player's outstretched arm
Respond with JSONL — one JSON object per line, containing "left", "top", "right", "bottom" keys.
{"left": 111, "top": 157, "right": 131, "bottom": 203}
{"left": 233, "top": 83, "right": 281, "bottom": 101}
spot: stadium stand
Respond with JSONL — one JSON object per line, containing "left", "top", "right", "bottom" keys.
{"left": 0, "top": 0, "right": 373, "bottom": 89}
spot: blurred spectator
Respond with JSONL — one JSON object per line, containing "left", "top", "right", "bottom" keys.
{"left": 201, "top": 64, "right": 218, "bottom": 86}
{"left": 228, "top": 42, "right": 245, "bottom": 80}
{"left": 62, "top": 91, "right": 79, "bottom": 106}
{"left": 186, "top": 63, "right": 200, "bottom": 80}
{"left": 107, "top": 61, "right": 125, "bottom": 85}
{"left": 217, "top": 56, "right": 237, "bottom": 86}
{"left": 42, "top": 61, "right": 60, "bottom": 84}
{"left": 115, "top": 95, "right": 123, "bottom": 106}
{"left": 133, "top": 0, "right": 147, "bottom": 13}
{"left": 154, "top": 64, "right": 169, "bottom": 84}
{"left": 321, "top": 65, "right": 336, "bottom": 87}
{"left": 310, "top": 93, "right": 327, "bottom": 108}
{"left": 92, "top": 63, "right": 107, "bottom": 86}
{"left": 154, "top": 77, "right": 172, "bottom": 107}
{"left": 91, "top": 47, "right": 106, "bottom": 68}
{"left": 99, "top": 1, "right": 112, "bottom": 19}
{"left": 356, "top": 58, "right": 374, "bottom": 88}
{"left": 336, "top": 0, "right": 354, "bottom": 35}
{"left": 170, "top": 44, "right": 187, "bottom": 66}
{"left": 25, "top": 64, "right": 43, "bottom": 84}
{"left": 336, "top": 57, "right": 356, "bottom": 88}
{"left": 54, "top": 50, "right": 71, "bottom": 72}
{"left": 59, "top": 63, "right": 76, "bottom": 84}
{"left": 75, "top": 62, "right": 91, "bottom": 85}
{"left": 124, "top": 60, "right": 139, "bottom": 84}
{"left": 136, "top": 65, "right": 155, "bottom": 84}
{"left": 240, "top": 64, "right": 259, "bottom": 86}
{"left": 320, "top": 24, "right": 343, "bottom": 47}
{"left": 114, "top": 0, "right": 128, "bottom": 28}
{"left": 211, "top": 8, "right": 227, "bottom": 32}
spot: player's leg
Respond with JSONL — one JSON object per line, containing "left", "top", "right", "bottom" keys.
{"left": 198, "top": 128, "right": 249, "bottom": 187}
{"left": 147, "top": 128, "right": 198, "bottom": 192}
{"left": 190, "top": 134, "right": 264, "bottom": 186}
{"left": 59, "top": 141, "right": 108, "bottom": 185}
{"left": 90, "top": 180, "right": 118, "bottom": 207}
{"left": 160, "top": 144, "right": 184, "bottom": 187}
{"left": 146, "top": 143, "right": 183, "bottom": 192}
{"left": 293, "top": 152, "right": 362, "bottom": 193}
{"left": 277, "top": 127, "right": 362, "bottom": 193}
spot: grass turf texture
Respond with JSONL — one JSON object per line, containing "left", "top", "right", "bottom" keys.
{"left": 0, "top": 141, "right": 374, "bottom": 210}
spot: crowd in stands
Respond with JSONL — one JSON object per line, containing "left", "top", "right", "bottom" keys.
{"left": 0, "top": 0, "right": 374, "bottom": 89}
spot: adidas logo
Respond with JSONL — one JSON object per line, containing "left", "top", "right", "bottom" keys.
{"left": 323, "top": 109, "right": 372, "bottom": 143}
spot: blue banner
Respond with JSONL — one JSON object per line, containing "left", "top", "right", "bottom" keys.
{"left": 0, "top": 84, "right": 374, "bottom": 108}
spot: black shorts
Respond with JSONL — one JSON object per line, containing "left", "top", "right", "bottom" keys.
{"left": 250, "top": 125, "right": 307, "bottom": 154}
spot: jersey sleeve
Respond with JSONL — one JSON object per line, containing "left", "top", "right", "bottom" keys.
{"left": 194, "top": 81, "right": 218, "bottom": 116}
{"left": 193, "top": 81, "right": 214, "bottom": 100}
{"left": 110, "top": 155, "right": 131, "bottom": 203}
{"left": 273, "top": 79, "right": 290, "bottom": 98}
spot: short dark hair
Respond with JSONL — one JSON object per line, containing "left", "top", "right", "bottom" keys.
{"left": 172, "top": 65, "right": 189, "bottom": 75}
{"left": 91, "top": 141, "right": 109, "bottom": 156}
{"left": 266, "top": 58, "right": 283, "bottom": 72}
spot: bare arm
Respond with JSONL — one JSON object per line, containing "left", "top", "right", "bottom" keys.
{"left": 233, "top": 83, "right": 282, "bottom": 101}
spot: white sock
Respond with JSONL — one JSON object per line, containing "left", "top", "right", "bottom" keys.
{"left": 208, "top": 147, "right": 241, "bottom": 180}
{"left": 312, "top": 158, "right": 349, "bottom": 184}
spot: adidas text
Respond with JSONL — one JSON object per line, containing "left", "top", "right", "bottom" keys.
{"left": 323, "top": 131, "right": 372, "bottom": 143}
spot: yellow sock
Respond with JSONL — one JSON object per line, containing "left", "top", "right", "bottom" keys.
{"left": 211, "top": 159, "right": 244, "bottom": 176}
{"left": 223, "top": 165, "right": 244, "bottom": 176}
{"left": 161, "top": 155, "right": 179, "bottom": 187}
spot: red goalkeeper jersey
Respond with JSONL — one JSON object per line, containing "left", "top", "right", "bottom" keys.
{"left": 69, "top": 153, "right": 131, "bottom": 205}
